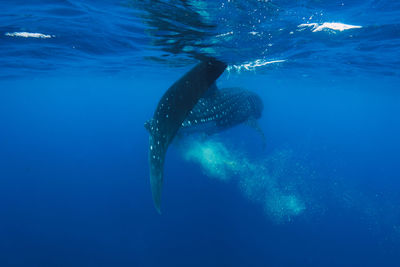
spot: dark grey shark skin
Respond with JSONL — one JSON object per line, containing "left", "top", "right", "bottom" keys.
{"left": 179, "top": 87, "right": 264, "bottom": 135}
{"left": 145, "top": 59, "right": 227, "bottom": 213}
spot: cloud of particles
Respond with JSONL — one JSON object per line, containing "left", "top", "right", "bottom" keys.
{"left": 177, "top": 135, "right": 400, "bottom": 242}
{"left": 179, "top": 135, "right": 311, "bottom": 223}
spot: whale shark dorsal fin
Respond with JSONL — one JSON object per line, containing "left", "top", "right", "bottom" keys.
{"left": 146, "top": 59, "right": 227, "bottom": 213}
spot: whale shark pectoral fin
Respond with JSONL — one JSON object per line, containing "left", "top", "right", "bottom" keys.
{"left": 246, "top": 118, "right": 267, "bottom": 149}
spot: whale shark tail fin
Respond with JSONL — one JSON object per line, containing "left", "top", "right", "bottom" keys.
{"left": 146, "top": 59, "right": 227, "bottom": 213}
{"left": 148, "top": 134, "right": 164, "bottom": 214}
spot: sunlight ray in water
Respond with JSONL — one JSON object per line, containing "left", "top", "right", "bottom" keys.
{"left": 180, "top": 136, "right": 306, "bottom": 223}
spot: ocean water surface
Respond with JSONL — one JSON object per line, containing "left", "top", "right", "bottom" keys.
{"left": 1, "top": 1, "right": 400, "bottom": 266}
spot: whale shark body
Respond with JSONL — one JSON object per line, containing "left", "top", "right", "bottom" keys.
{"left": 145, "top": 59, "right": 264, "bottom": 213}
{"left": 180, "top": 86, "right": 264, "bottom": 136}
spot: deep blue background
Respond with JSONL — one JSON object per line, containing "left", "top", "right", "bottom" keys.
{"left": 1, "top": 71, "right": 399, "bottom": 266}
{"left": 1, "top": 0, "right": 400, "bottom": 266}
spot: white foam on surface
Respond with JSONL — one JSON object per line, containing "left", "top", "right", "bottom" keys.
{"left": 227, "top": 59, "right": 286, "bottom": 72}
{"left": 215, "top": 31, "right": 234, "bottom": 38}
{"left": 298, "top": 22, "right": 362, "bottom": 32}
{"left": 5, "top": 32, "right": 54, "bottom": 38}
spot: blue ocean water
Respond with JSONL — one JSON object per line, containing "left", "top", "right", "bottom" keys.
{"left": 1, "top": 1, "right": 400, "bottom": 266}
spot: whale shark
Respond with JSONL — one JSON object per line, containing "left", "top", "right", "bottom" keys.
{"left": 145, "top": 60, "right": 267, "bottom": 213}
{"left": 145, "top": 59, "right": 227, "bottom": 213}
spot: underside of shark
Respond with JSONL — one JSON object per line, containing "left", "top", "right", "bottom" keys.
{"left": 145, "top": 59, "right": 265, "bottom": 213}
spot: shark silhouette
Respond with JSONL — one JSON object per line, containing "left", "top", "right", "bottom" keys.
{"left": 145, "top": 60, "right": 266, "bottom": 213}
